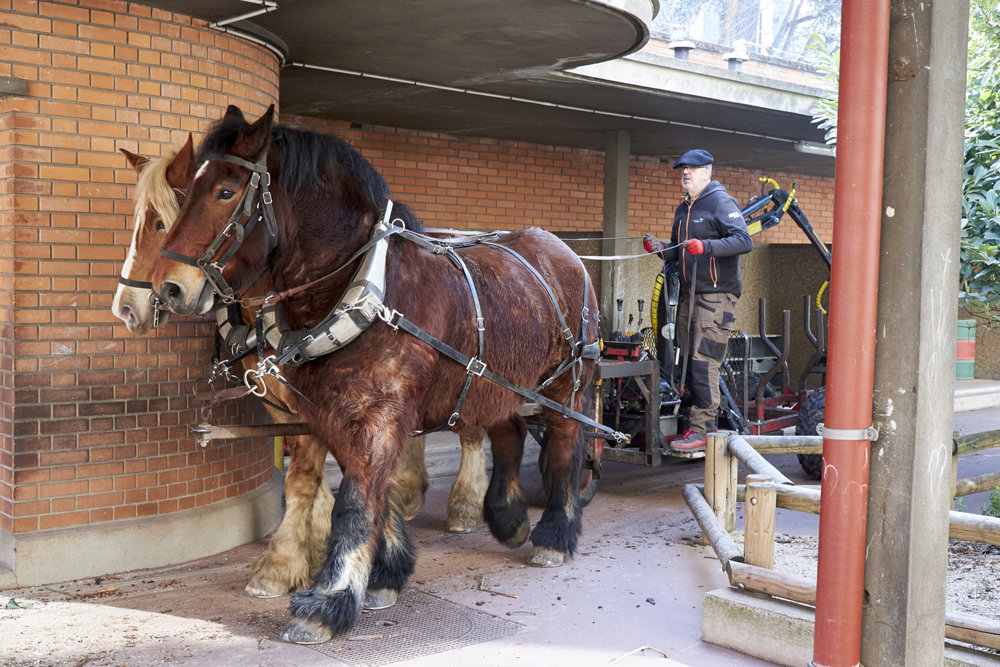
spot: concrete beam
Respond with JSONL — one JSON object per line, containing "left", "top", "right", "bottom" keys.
{"left": 863, "top": 1, "right": 970, "bottom": 665}
{"left": 568, "top": 50, "right": 826, "bottom": 116}
{"left": 600, "top": 129, "right": 630, "bottom": 338}
{"left": 703, "top": 587, "right": 1000, "bottom": 667}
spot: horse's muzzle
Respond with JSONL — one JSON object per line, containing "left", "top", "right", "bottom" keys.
{"left": 159, "top": 278, "right": 214, "bottom": 315}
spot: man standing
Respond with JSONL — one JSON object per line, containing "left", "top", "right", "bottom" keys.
{"left": 643, "top": 150, "right": 752, "bottom": 451}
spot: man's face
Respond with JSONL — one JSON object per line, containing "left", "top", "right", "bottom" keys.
{"left": 678, "top": 164, "right": 711, "bottom": 197}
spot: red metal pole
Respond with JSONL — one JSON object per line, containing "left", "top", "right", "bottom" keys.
{"left": 811, "top": 1, "right": 890, "bottom": 666}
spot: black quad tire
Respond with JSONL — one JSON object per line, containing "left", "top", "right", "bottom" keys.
{"left": 796, "top": 386, "right": 826, "bottom": 480}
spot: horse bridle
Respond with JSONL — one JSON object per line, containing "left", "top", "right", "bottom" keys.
{"left": 117, "top": 276, "right": 170, "bottom": 329}
{"left": 159, "top": 152, "right": 278, "bottom": 304}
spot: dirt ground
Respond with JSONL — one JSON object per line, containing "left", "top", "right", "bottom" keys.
{"left": 728, "top": 532, "right": 1000, "bottom": 622}
{"left": 2, "top": 412, "right": 999, "bottom": 667}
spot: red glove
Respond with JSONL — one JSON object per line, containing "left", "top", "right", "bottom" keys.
{"left": 643, "top": 234, "right": 664, "bottom": 254}
{"left": 685, "top": 238, "right": 705, "bottom": 255}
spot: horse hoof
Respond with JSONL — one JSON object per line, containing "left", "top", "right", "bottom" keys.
{"left": 245, "top": 579, "right": 290, "bottom": 598}
{"left": 363, "top": 588, "right": 398, "bottom": 610}
{"left": 527, "top": 547, "right": 564, "bottom": 568}
{"left": 281, "top": 618, "right": 333, "bottom": 645}
{"left": 401, "top": 496, "right": 425, "bottom": 521}
{"left": 447, "top": 519, "right": 477, "bottom": 533}
{"left": 503, "top": 520, "right": 531, "bottom": 549}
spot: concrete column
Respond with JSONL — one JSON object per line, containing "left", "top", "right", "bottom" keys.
{"left": 861, "top": 1, "right": 969, "bottom": 665}
{"left": 600, "top": 129, "right": 630, "bottom": 339}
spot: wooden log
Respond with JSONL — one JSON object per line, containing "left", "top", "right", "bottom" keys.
{"left": 733, "top": 483, "right": 822, "bottom": 515}
{"left": 744, "top": 474, "right": 776, "bottom": 569}
{"left": 727, "top": 434, "right": 793, "bottom": 486}
{"left": 682, "top": 483, "right": 744, "bottom": 568}
{"left": 704, "top": 433, "right": 737, "bottom": 543}
{"left": 954, "top": 429, "right": 1000, "bottom": 456}
{"left": 740, "top": 435, "right": 824, "bottom": 454}
{"left": 951, "top": 453, "right": 959, "bottom": 508}
{"left": 949, "top": 510, "right": 1000, "bottom": 546}
{"left": 190, "top": 422, "right": 312, "bottom": 442}
{"left": 945, "top": 609, "right": 1000, "bottom": 652}
{"left": 954, "top": 470, "right": 1000, "bottom": 498}
{"left": 726, "top": 560, "right": 817, "bottom": 605}
{"left": 729, "top": 562, "right": 1000, "bottom": 651}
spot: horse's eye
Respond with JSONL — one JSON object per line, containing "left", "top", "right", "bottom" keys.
{"left": 218, "top": 189, "right": 236, "bottom": 201}
{"left": 155, "top": 220, "right": 166, "bottom": 232}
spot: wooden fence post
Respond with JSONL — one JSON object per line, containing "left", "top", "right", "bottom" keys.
{"left": 745, "top": 473, "right": 776, "bottom": 569}
{"left": 703, "top": 433, "right": 736, "bottom": 544}
{"left": 951, "top": 452, "right": 959, "bottom": 510}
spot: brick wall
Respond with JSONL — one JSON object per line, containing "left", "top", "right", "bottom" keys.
{"left": 280, "top": 115, "right": 834, "bottom": 246}
{"left": 0, "top": 0, "right": 835, "bottom": 550}
{"left": 0, "top": 0, "right": 279, "bottom": 543}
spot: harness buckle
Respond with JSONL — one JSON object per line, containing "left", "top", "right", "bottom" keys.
{"left": 262, "top": 191, "right": 272, "bottom": 205}
{"left": 476, "top": 317, "right": 485, "bottom": 332}
{"left": 466, "top": 357, "right": 487, "bottom": 377}
{"left": 250, "top": 172, "right": 260, "bottom": 189}
{"left": 447, "top": 412, "right": 460, "bottom": 427}
{"left": 378, "top": 307, "right": 403, "bottom": 332}
{"left": 562, "top": 327, "right": 574, "bottom": 343}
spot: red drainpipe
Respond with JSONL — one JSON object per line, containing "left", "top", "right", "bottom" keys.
{"left": 811, "top": 1, "right": 890, "bottom": 666}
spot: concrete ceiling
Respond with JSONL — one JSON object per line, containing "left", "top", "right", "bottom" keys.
{"left": 139, "top": 0, "right": 834, "bottom": 177}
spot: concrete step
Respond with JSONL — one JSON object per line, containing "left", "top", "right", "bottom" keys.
{"left": 955, "top": 379, "right": 1000, "bottom": 413}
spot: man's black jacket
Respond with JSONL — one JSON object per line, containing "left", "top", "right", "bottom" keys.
{"left": 659, "top": 180, "right": 752, "bottom": 297}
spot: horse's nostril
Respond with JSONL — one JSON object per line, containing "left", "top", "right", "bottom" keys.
{"left": 164, "top": 281, "right": 183, "bottom": 303}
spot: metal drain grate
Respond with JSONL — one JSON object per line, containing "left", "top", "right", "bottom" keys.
{"left": 307, "top": 588, "right": 526, "bottom": 666}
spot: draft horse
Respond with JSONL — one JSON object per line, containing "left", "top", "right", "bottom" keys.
{"left": 152, "top": 105, "right": 601, "bottom": 643}
{"left": 112, "top": 142, "right": 490, "bottom": 599}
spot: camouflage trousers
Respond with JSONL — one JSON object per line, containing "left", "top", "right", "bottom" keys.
{"left": 676, "top": 292, "right": 738, "bottom": 434}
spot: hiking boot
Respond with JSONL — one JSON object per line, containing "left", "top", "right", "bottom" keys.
{"left": 673, "top": 430, "right": 706, "bottom": 451}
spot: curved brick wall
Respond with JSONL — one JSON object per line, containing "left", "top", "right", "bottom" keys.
{"left": 0, "top": 0, "right": 280, "bottom": 546}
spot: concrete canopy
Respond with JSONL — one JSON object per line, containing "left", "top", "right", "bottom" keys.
{"left": 140, "top": 0, "right": 833, "bottom": 176}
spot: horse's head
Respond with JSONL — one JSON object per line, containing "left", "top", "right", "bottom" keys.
{"left": 112, "top": 135, "right": 194, "bottom": 334}
{"left": 154, "top": 105, "right": 276, "bottom": 316}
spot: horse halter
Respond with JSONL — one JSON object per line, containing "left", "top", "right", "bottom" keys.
{"left": 159, "top": 152, "right": 278, "bottom": 304}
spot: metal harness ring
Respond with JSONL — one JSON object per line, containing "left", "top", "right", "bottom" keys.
{"left": 243, "top": 369, "right": 267, "bottom": 398}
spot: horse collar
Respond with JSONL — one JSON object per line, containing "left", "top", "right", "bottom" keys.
{"left": 257, "top": 200, "right": 399, "bottom": 366}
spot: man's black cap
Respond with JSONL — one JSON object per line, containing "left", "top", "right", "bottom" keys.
{"left": 673, "top": 149, "right": 714, "bottom": 169}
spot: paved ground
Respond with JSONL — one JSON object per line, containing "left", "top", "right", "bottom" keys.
{"left": 2, "top": 397, "right": 998, "bottom": 667}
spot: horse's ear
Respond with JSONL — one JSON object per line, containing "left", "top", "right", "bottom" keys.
{"left": 245, "top": 104, "right": 275, "bottom": 159}
{"left": 223, "top": 105, "right": 246, "bottom": 123}
{"left": 166, "top": 133, "right": 194, "bottom": 190}
{"left": 121, "top": 148, "right": 150, "bottom": 173}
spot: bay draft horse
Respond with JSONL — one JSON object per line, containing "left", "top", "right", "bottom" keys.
{"left": 152, "top": 105, "right": 599, "bottom": 643}
{"left": 111, "top": 140, "right": 489, "bottom": 601}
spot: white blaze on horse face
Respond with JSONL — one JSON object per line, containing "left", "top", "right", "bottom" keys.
{"left": 194, "top": 160, "right": 210, "bottom": 183}
{"left": 111, "top": 212, "right": 156, "bottom": 334}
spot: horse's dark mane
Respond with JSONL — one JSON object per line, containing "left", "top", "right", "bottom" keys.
{"left": 196, "top": 112, "right": 424, "bottom": 232}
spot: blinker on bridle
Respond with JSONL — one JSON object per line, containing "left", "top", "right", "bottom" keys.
{"left": 159, "top": 152, "right": 279, "bottom": 304}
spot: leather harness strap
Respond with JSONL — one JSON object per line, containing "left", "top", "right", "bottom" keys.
{"left": 159, "top": 153, "right": 278, "bottom": 303}
{"left": 176, "top": 151, "right": 626, "bottom": 443}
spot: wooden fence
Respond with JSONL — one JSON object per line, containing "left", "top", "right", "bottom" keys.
{"left": 685, "top": 431, "right": 1000, "bottom": 653}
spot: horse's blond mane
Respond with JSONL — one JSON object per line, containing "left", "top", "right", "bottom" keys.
{"left": 133, "top": 143, "right": 182, "bottom": 243}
